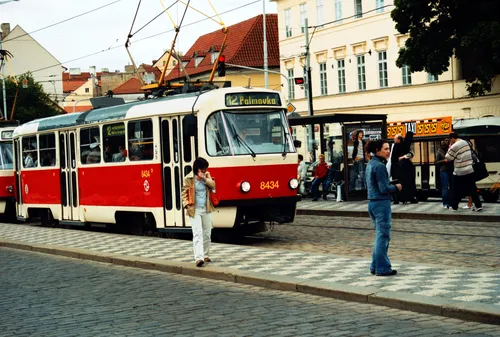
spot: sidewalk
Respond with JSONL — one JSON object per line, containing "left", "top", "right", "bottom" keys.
{"left": 0, "top": 222, "right": 499, "bottom": 325}
{"left": 297, "top": 198, "right": 500, "bottom": 222}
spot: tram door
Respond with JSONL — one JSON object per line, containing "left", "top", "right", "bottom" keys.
{"left": 14, "top": 138, "right": 23, "bottom": 218}
{"left": 160, "top": 116, "right": 196, "bottom": 227}
{"left": 59, "top": 131, "right": 80, "bottom": 221}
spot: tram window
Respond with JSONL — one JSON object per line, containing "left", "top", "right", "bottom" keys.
{"left": 22, "top": 136, "right": 38, "bottom": 168}
{"left": 206, "top": 113, "right": 228, "bottom": 156}
{"left": 80, "top": 127, "right": 101, "bottom": 165}
{"left": 103, "top": 122, "right": 126, "bottom": 163}
{"left": 128, "top": 120, "right": 153, "bottom": 161}
{"left": 0, "top": 142, "right": 14, "bottom": 170}
{"left": 172, "top": 119, "right": 179, "bottom": 163}
{"left": 182, "top": 117, "right": 192, "bottom": 163}
{"left": 59, "top": 134, "right": 66, "bottom": 170}
{"left": 39, "top": 133, "right": 56, "bottom": 167}
{"left": 474, "top": 137, "right": 500, "bottom": 163}
{"left": 70, "top": 133, "right": 76, "bottom": 169}
{"left": 161, "top": 120, "right": 171, "bottom": 163}
{"left": 410, "top": 142, "right": 421, "bottom": 164}
{"left": 428, "top": 141, "right": 436, "bottom": 163}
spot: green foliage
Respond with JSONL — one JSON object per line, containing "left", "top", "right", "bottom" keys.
{"left": 0, "top": 73, "right": 60, "bottom": 124}
{"left": 391, "top": 0, "right": 500, "bottom": 97}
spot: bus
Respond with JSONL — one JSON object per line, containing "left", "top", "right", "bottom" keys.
{"left": 12, "top": 87, "right": 299, "bottom": 234}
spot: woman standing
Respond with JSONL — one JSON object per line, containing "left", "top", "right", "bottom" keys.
{"left": 182, "top": 157, "right": 216, "bottom": 267}
{"left": 365, "top": 140, "right": 402, "bottom": 276}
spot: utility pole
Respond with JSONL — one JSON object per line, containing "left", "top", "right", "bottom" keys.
{"left": 0, "top": 31, "right": 6, "bottom": 120}
{"left": 304, "top": 18, "right": 315, "bottom": 162}
{"left": 262, "top": 3, "right": 268, "bottom": 88}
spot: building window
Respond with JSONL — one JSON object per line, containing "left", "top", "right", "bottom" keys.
{"left": 85, "top": 88, "right": 90, "bottom": 93}
{"left": 337, "top": 59, "right": 346, "bottom": 93}
{"left": 378, "top": 51, "right": 388, "bottom": 88}
{"left": 319, "top": 63, "right": 328, "bottom": 95}
{"left": 354, "top": 0, "right": 362, "bottom": 18}
{"left": 211, "top": 52, "right": 217, "bottom": 64}
{"left": 163, "top": 61, "right": 166, "bottom": 66}
{"left": 402, "top": 64, "right": 412, "bottom": 85}
{"left": 287, "top": 69, "right": 295, "bottom": 100}
{"left": 334, "top": 0, "right": 343, "bottom": 23}
{"left": 428, "top": 73, "right": 439, "bottom": 82}
{"left": 300, "top": 3, "right": 307, "bottom": 34}
{"left": 357, "top": 55, "right": 366, "bottom": 91}
{"left": 285, "top": 9, "right": 292, "bottom": 37}
{"left": 172, "top": 60, "right": 176, "bottom": 66}
{"left": 316, "top": 0, "right": 324, "bottom": 27}
{"left": 195, "top": 56, "right": 204, "bottom": 68}
{"left": 376, "top": 0, "right": 384, "bottom": 13}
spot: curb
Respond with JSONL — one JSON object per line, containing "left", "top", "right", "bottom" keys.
{"left": 1, "top": 239, "right": 499, "bottom": 326}
{"left": 297, "top": 209, "right": 500, "bottom": 222}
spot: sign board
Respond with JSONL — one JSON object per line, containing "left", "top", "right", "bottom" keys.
{"left": 387, "top": 116, "right": 452, "bottom": 138}
{"left": 286, "top": 102, "right": 296, "bottom": 114}
{"left": 225, "top": 92, "right": 281, "bottom": 107}
{"left": 22, "top": 79, "right": 28, "bottom": 88}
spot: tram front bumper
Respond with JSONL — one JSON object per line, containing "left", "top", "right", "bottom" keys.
{"left": 218, "top": 196, "right": 300, "bottom": 227}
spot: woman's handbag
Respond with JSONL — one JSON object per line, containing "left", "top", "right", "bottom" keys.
{"left": 210, "top": 189, "right": 220, "bottom": 206}
{"left": 468, "top": 142, "right": 489, "bottom": 182}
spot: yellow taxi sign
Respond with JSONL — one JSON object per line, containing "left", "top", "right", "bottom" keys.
{"left": 287, "top": 102, "right": 296, "bottom": 113}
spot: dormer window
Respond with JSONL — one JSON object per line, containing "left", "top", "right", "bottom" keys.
{"left": 194, "top": 52, "right": 204, "bottom": 68}
{"left": 211, "top": 52, "right": 217, "bottom": 64}
{"left": 182, "top": 61, "right": 188, "bottom": 68}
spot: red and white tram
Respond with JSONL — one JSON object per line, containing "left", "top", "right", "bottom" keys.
{"left": 0, "top": 124, "right": 16, "bottom": 219}
{"left": 13, "top": 87, "right": 299, "bottom": 234}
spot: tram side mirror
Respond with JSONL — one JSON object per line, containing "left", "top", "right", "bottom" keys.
{"left": 183, "top": 114, "right": 197, "bottom": 137}
{"left": 293, "top": 140, "right": 302, "bottom": 148}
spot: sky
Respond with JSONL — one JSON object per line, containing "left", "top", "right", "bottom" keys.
{"left": 0, "top": 0, "right": 277, "bottom": 72}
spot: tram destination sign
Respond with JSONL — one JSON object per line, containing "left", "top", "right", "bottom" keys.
{"left": 225, "top": 92, "right": 281, "bottom": 107}
{"left": 387, "top": 116, "right": 452, "bottom": 138}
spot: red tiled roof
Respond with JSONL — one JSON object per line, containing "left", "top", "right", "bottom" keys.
{"left": 62, "top": 72, "right": 102, "bottom": 93}
{"left": 112, "top": 77, "right": 143, "bottom": 94}
{"left": 166, "top": 14, "right": 279, "bottom": 81}
{"left": 139, "top": 64, "right": 162, "bottom": 80}
{"left": 64, "top": 105, "right": 92, "bottom": 113}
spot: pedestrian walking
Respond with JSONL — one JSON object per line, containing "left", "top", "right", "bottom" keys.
{"left": 181, "top": 157, "right": 217, "bottom": 267}
{"left": 365, "top": 139, "right": 402, "bottom": 276}
{"left": 445, "top": 132, "right": 483, "bottom": 211}
{"left": 436, "top": 138, "right": 452, "bottom": 208}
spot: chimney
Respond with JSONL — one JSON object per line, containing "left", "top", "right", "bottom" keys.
{"left": 1, "top": 23, "right": 11, "bottom": 40}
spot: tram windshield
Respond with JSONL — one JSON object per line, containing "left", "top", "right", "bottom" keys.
{"left": 206, "top": 110, "right": 294, "bottom": 156}
{"left": 0, "top": 142, "right": 13, "bottom": 170}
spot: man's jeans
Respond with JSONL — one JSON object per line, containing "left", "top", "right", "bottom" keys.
{"left": 440, "top": 171, "right": 450, "bottom": 207}
{"left": 349, "top": 160, "right": 365, "bottom": 190}
{"left": 368, "top": 200, "right": 393, "bottom": 275}
{"left": 310, "top": 177, "right": 328, "bottom": 200}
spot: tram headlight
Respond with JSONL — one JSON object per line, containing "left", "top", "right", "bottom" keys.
{"left": 239, "top": 181, "right": 251, "bottom": 193}
{"left": 288, "top": 178, "right": 299, "bottom": 190}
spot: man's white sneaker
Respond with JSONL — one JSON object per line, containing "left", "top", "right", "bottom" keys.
{"left": 472, "top": 207, "right": 483, "bottom": 212}
{"left": 462, "top": 205, "right": 471, "bottom": 209}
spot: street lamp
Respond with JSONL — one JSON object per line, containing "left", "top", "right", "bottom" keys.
{"left": 0, "top": 0, "right": 20, "bottom": 120}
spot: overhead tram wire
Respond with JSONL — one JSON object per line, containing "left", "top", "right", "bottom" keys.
{"left": 26, "top": 0, "right": 261, "bottom": 75}
{"left": 3, "top": 0, "right": 127, "bottom": 43}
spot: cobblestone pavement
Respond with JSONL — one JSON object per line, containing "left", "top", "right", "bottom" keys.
{"left": 244, "top": 215, "right": 500, "bottom": 271}
{"left": 1, "top": 222, "right": 500, "bottom": 309}
{"left": 1, "top": 248, "right": 500, "bottom": 337}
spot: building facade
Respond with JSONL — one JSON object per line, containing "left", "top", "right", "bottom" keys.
{"left": 273, "top": 0, "right": 500, "bottom": 122}
{"left": 1, "top": 24, "right": 64, "bottom": 105}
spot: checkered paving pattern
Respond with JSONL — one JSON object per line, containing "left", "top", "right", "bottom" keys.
{"left": 298, "top": 198, "right": 500, "bottom": 217}
{"left": 1, "top": 223, "right": 500, "bottom": 307}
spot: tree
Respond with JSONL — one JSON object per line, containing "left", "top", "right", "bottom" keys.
{"left": 0, "top": 73, "right": 60, "bottom": 124}
{"left": 391, "top": 0, "right": 500, "bottom": 97}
